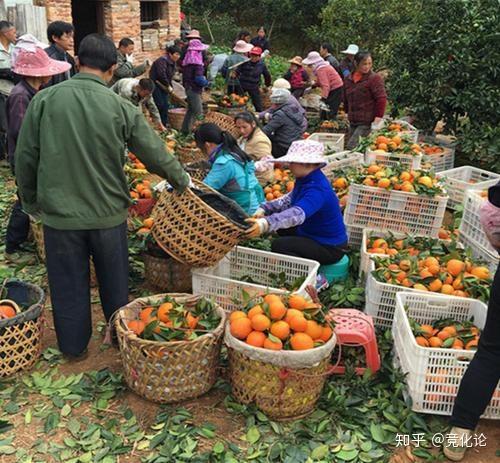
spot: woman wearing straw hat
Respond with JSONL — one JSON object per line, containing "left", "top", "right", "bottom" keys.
{"left": 221, "top": 40, "right": 253, "bottom": 96}
{"left": 5, "top": 45, "right": 71, "bottom": 262}
{"left": 181, "top": 38, "right": 210, "bottom": 134}
{"left": 245, "top": 139, "right": 348, "bottom": 264}
{"left": 284, "top": 56, "right": 309, "bottom": 98}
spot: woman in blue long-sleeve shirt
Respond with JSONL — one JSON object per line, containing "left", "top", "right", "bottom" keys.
{"left": 194, "top": 123, "right": 264, "bottom": 215}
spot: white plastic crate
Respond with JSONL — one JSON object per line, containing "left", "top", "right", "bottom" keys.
{"left": 346, "top": 224, "right": 363, "bottom": 249}
{"left": 344, "top": 183, "right": 448, "bottom": 237}
{"left": 459, "top": 231, "right": 499, "bottom": 275}
{"left": 191, "top": 246, "right": 319, "bottom": 312}
{"left": 421, "top": 145, "right": 454, "bottom": 173}
{"left": 365, "top": 150, "right": 422, "bottom": 170}
{"left": 383, "top": 119, "right": 419, "bottom": 142}
{"left": 419, "top": 134, "right": 457, "bottom": 156}
{"left": 359, "top": 229, "right": 403, "bottom": 281}
{"left": 392, "top": 292, "right": 500, "bottom": 418}
{"left": 324, "top": 150, "right": 363, "bottom": 171}
{"left": 437, "top": 166, "right": 500, "bottom": 209}
{"left": 308, "top": 132, "right": 345, "bottom": 153}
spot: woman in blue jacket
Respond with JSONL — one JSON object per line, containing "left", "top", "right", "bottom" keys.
{"left": 245, "top": 139, "right": 348, "bottom": 264}
{"left": 194, "top": 123, "right": 264, "bottom": 215}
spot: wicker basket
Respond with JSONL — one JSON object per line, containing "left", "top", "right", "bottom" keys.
{"left": 168, "top": 108, "right": 187, "bottom": 131}
{"left": 143, "top": 253, "right": 192, "bottom": 293}
{"left": 151, "top": 180, "right": 247, "bottom": 268}
{"left": 115, "top": 293, "right": 226, "bottom": 403}
{"left": 30, "top": 220, "right": 98, "bottom": 287}
{"left": 184, "top": 161, "right": 210, "bottom": 182}
{"left": 0, "top": 280, "right": 45, "bottom": 377}
{"left": 177, "top": 146, "right": 206, "bottom": 165}
{"left": 198, "top": 111, "right": 240, "bottom": 140}
{"left": 261, "top": 89, "right": 272, "bottom": 110}
{"left": 226, "top": 329, "right": 336, "bottom": 420}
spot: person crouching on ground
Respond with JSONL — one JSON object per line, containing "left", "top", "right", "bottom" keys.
{"left": 194, "top": 122, "right": 264, "bottom": 215}
{"left": 245, "top": 139, "right": 348, "bottom": 265}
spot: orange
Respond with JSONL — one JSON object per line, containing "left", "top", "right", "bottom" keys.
{"left": 246, "top": 331, "right": 266, "bottom": 347}
{"left": 427, "top": 263, "right": 440, "bottom": 275}
{"left": 401, "top": 278, "right": 412, "bottom": 287}
{"left": 452, "top": 339, "right": 465, "bottom": 349}
{"left": 265, "top": 193, "right": 274, "bottom": 201}
{"left": 418, "top": 176, "right": 433, "bottom": 188}
{"left": 471, "top": 266, "right": 490, "bottom": 280}
{"left": 447, "top": 259, "right": 465, "bottom": 277}
{"left": 269, "top": 300, "right": 287, "bottom": 320}
{"left": 420, "top": 325, "right": 435, "bottom": 338}
{"left": 442, "top": 326, "right": 457, "bottom": 337}
{"left": 286, "top": 181, "right": 295, "bottom": 192}
{"left": 375, "top": 136, "right": 389, "bottom": 145}
{"left": 377, "top": 178, "right": 391, "bottom": 189}
{"left": 372, "top": 238, "right": 388, "bottom": 249}
{"left": 0, "top": 304, "right": 16, "bottom": 318}
{"left": 419, "top": 269, "right": 433, "bottom": 279}
{"left": 413, "top": 283, "right": 428, "bottom": 291}
{"left": 399, "top": 260, "right": 411, "bottom": 271}
{"left": 333, "top": 178, "right": 348, "bottom": 189}
{"left": 400, "top": 181, "right": 414, "bottom": 192}
{"left": 386, "top": 248, "right": 398, "bottom": 256}
{"left": 289, "top": 315, "right": 308, "bottom": 332}
{"left": 270, "top": 320, "right": 290, "bottom": 340}
{"left": 230, "top": 317, "right": 253, "bottom": 339}
{"left": 143, "top": 217, "right": 154, "bottom": 229}
{"left": 453, "top": 290, "right": 468, "bottom": 298}
{"left": 437, "top": 330, "right": 452, "bottom": 341}
{"left": 392, "top": 135, "right": 402, "bottom": 145}
{"left": 424, "top": 256, "right": 440, "bottom": 268}
{"left": 394, "top": 239, "right": 404, "bottom": 250}
{"left": 157, "top": 302, "right": 173, "bottom": 323}
{"left": 139, "top": 306, "right": 155, "bottom": 324}
{"left": 320, "top": 326, "right": 333, "bottom": 342}
{"left": 135, "top": 183, "right": 145, "bottom": 193}
{"left": 395, "top": 271, "right": 407, "bottom": 283}
{"left": 264, "top": 186, "right": 273, "bottom": 194}
{"left": 263, "top": 337, "right": 283, "bottom": 350}
{"left": 377, "top": 143, "right": 388, "bottom": 151}
{"left": 416, "top": 336, "right": 430, "bottom": 347}
{"left": 290, "top": 332, "right": 314, "bottom": 350}
{"left": 399, "top": 171, "right": 411, "bottom": 182}
{"left": 444, "top": 274, "right": 454, "bottom": 285}
{"left": 140, "top": 188, "right": 152, "bottom": 199}
{"left": 130, "top": 191, "right": 139, "bottom": 199}
{"left": 367, "top": 164, "right": 382, "bottom": 174}
{"left": 452, "top": 277, "right": 464, "bottom": 290}
{"left": 229, "top": 311, "right": 247, "bottom": 322}
{"left": 428, "top": 336, "right": 443, "bottom": 348}
{"left": 428, "top": 279, "right": 443, "bottom": 292}
{"left": 363, "top": 178, "right": 375, "bottom": 187}
{"left": 248, "top": 305, "right": 264, "bottom": 319}
{"left": 441, "top": 284, "right": 454, "bottom": 295}
{"left": 272, "top": 184, "right": 282, "bottom": 191}
{"left": 288, "top": 294, "right": 309, "bottom": 310}
{"left": 305, "top": 320, "right": 323, "bottom": 340}
{"left": 438, "top": 228, "right": 451, "bottom": 239}
{"left": 273, "top": 191, "right": 282, "bottom": 199}
{"left": 284, "top": 308, "right": 304, "bottom": 321}
{"left": 186, "top": 313, "right": 198, "bottom": 329}
{"left": 251, "top": 314, "right": 271, "bottom": 332}
{"left": 127, "top": 320, "right": 145, "bottom": 336}
{"left": 264, "top": 294, "right": 282, "bottom": 305}
{"left": 465, "top": 339, "right": 478, "bottom": 350}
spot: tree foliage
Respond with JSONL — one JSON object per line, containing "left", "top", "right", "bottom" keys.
{"left": 386, "top": 0, "right": 500, "bottom": 170}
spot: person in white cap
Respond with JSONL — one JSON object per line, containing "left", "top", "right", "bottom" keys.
{"left": 302, "top": 50, "right": 343, "bottom": 120}
{"left": 221, "top": 40, "right": 253, "bottom": 95}
{"left": 5, "top": 46, "right": 71, "bottom": 262}
{"left": 261, "top": 87, "right": 307, "bottom": 158}
{"left": 245, "top": 139, "right": 348, "bottom": 264}
{"left": 340, "top": 44, "right": 359, "bottom": 78}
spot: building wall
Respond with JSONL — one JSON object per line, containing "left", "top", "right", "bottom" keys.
{"left": 39, "top": 0, "right": 181, "bottom": 62}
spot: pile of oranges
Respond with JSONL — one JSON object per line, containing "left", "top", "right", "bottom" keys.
{"left": 219, "top": 94, "right": 249, "bottom": 108}
{"left": 366, "top": 234, "right": 454, "bottom": 257}
{"left": 369, "top": 134, "right": 421, "bottom": 155}
{"left": 229, "top": 293, "right": 332, "bottom": 351}
{"left": 130, "top": 180, "right": 153, "bottom": 200}
{"left": 0, "top": 302, "right": 18, "bottom": 319}
{"left": 128, "top": 152, "right": 146, "bottom": 170}
{"left": 412, "top": 319, "right": 480, "bottom": 350}
{"left": 135, "top": 217, "right": 154, "bottom": 237}
{"left": 264, "top": 169, "right": 295, "bottom": 201}
{"left": 372, "top": 251, "right": 491, "bottom": 301}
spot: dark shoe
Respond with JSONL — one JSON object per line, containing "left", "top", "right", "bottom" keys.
{"left": 63, "top": 349, "right": 89, "bottom": 362}
{"left": 5, "top": 250, "right": 36, "bottom": 265}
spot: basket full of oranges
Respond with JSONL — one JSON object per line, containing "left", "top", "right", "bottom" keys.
{"left": 225, "top": 293, "right": 336, "bottom": 420}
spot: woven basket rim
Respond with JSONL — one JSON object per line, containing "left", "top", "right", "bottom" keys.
{"left": 115, "top": 293, "right": 227, "bottom": 348}
{"left": 0, "top": 279, "right": 45, "bottom": 328}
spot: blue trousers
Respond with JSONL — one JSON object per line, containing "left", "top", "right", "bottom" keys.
{"left": 43, "top": 223, "right": 129, "bottom": 355}
{"left": 152, "top": 86, "right": 169, "bottom": 127}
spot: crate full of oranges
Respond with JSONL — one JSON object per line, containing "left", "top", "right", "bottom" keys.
{"left": 263, "top": 168, "right": 295, "bottom": 201}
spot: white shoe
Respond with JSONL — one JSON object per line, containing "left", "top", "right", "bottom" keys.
{"left": 443, "top": 426, "right": 473, "bottom": 462}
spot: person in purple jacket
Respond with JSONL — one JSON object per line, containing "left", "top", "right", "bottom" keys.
{"left": 180, "top": 39, "right": 209, "bottom": 134}
{"left": 5, "top": 46, "right": 70, "bottom": 262}
{"left": 245, "top": 139, "right": 348, "bottom": 264}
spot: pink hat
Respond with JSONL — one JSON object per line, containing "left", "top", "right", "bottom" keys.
{"left": 186, "top": 29, "right": 201, "bottom": 39}
{"left": 188, "top": 39, "right": 209, "bottom": 52}
{"left": 302, "top": 51, "right": 325, "bottom": 66}
{"left": 270, "top": 140, "right": 326, "bottom": 165}
{"left": 13, "top": 47, "right": 71, "bottom": 77}
{"left": 233, "top": 40, "right": 253, "bottom": 54}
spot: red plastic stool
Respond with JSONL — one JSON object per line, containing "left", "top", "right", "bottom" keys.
{"left": 328, "top": 309, "right": 381, "bottom": 375}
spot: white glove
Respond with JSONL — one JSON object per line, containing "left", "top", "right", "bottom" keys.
{"left": 319, "top": 101, "right": 330, "bottom": 112}
{"left": 187, "top": 174, "right": 195, "bottom": 189}
{"left": 126, "top": 54, "right": 134, "bottom": 64}
{"left": 154, "top": 180, "right": 170, "bottom": 192}
{"left": 253, "top": 207, "right": 266, "bottom": 218}
{"left": 371, "top": 118, "right": 384, "bottom": 130}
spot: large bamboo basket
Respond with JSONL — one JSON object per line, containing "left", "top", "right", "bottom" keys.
{"left": 168, "top": 108, "right": 187, "bottom": 131}
{"left": 30, "top": 220, "right": 98, "bottom": 287}
{"left": 197, "top": 111, "right": 240, "bottom": 139}
{"left": 0, "top": 280, "right": 45, "bottom": 377}
{"left": 115, "top": 293, "right": 226, "bottom": 403}
{"left": 176, "top": 146, "right": 206, "bottom": 165}
{"left": 225, "top": 328, "right": 336, "bottom": 420}
{"left": 143, "top": 253, "right": 192, "bottom": 293}
{"left": 151, "top": 180, "right": 247, "bottom": 268}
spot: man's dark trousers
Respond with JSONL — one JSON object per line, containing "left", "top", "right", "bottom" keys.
{"left": 43, "top": 222, "right": 129, "bottom": 356}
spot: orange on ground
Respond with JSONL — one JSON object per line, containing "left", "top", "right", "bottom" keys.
{"left": 290, "top": 332, "right": 314, "bottom": 350}
{"left": 230, "top": 317, "right": 252, "bottom": 339}
{"left": 246, "top": 331, "right": 266, "bottom": 347}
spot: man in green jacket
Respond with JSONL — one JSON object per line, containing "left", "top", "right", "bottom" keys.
{"left": 16, "top": 33, "right": 189, "bottom": 359}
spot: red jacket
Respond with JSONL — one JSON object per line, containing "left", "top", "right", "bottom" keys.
{"left": 343, "top": 71, "right": 387, "bottom": 125}
{"left": 314, "top": 63, "right": 343, "bottom": 98}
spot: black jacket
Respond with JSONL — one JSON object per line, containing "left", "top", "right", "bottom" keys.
{"left": 237, "top": 60, "right": 271, "bottom": 90}
{"left": 45, "top": 44, "right": 76, "bottom": 86}
{"left": 250, "top": 36, "right": 270, "bottom": 51}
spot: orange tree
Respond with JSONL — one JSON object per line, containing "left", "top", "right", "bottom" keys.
{"left": 386, "top": 0, "right": 500, "bottom": 170}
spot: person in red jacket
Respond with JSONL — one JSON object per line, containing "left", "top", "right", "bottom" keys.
{"left": 343, "top": 50, "right": 387, "bottom": 150}
{"left": 302, "top": 51, "right": 343, "bottom": 120}
{"left": 283, "top": 56, "right": 309, "bottom": 98}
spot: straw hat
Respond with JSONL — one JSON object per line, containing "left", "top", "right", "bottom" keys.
{"left": 289, "top": 56, "right": 303, "bottom": 66}
{"left": 188, "top": 39, "right": 209, "bottom": 52}
{"left": 270, "top": 140, "right": 326, "bottom": 165}
{"left": 302, "top": 51, "right": 324, "bottom": 66}
{"left": 233, "top": 40, "right": 253, "bottom": 53}
{"left": 13, "top": 47, "right": 71, "bottom": 77}
{"left": 341, "top": 44, "right": 359, "bottom": 55}
{"left": 272, "top": 78, "right": 291, "bottom": 90}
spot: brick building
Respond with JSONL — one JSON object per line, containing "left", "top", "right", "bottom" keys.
{"left": 36, "top": 0, "right": 181, "bottom": 62}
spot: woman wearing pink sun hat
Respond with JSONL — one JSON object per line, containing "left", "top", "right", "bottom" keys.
{"left": 5, "top": 46, "right": 70, "bottom": 262}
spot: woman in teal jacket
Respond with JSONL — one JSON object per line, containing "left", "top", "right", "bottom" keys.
{"left": 195, "top": 123, "right": 264, "bottom": 214}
